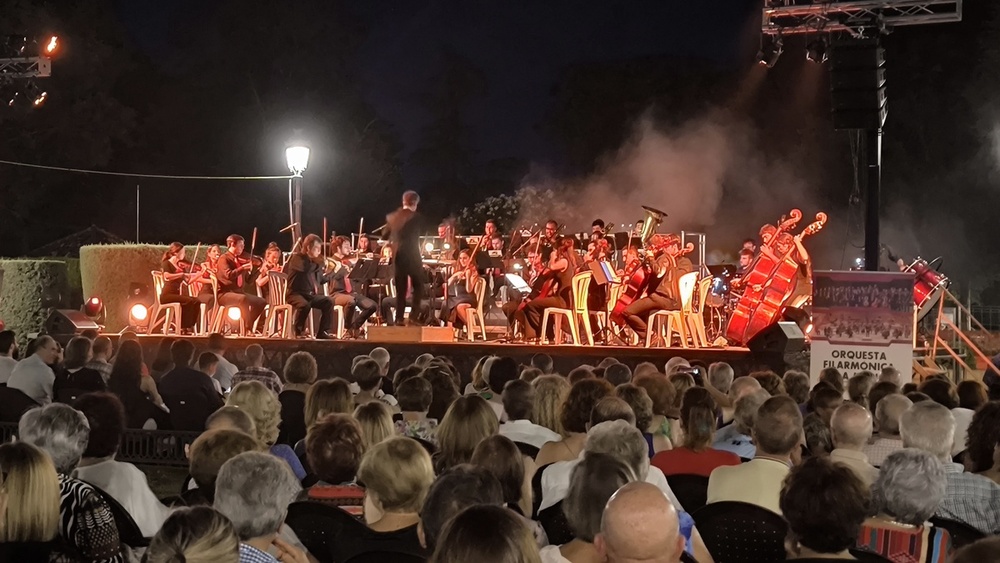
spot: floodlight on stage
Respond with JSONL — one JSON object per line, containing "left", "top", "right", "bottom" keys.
{"left": 84, "top": 296, "right": 103, "bottom": 319}
{"left": 806, "top": 39, "right": 828, "bottom": 63}
{"left": 45, "top": 36, "right": 58, "bottom": 55}
{"left": 227, "top": 307, "right": 242, "bottom": 321}
{"left": 129, "top": 303, "right": 149, "bottom": 323}
{"left": 33, "top": 91, "right": 47, "bottom": 107}
{"left": 756, "top": 37, "right": 783, "bottom": 68}
{"left": 285, "top": 145, "right": 310, "bottom": 176}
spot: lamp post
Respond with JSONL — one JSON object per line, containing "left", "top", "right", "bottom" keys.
{"left": 285, "top": 143, "right": 310, "bottom": 245}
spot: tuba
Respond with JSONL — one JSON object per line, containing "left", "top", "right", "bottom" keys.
{"left": 639, "top": 205, "right": 668, "bottom": 246}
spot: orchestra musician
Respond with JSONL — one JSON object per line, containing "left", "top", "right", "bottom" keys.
{"left": 216, "top": 234, "right": 267, "bottom": 330}
{"left": 501, "top": 249, "right": 544, "bottom": 337}
{"left": 329, "top": 235, "right": 378, "bottom": 338}
{"left": 484, "top": 219, "right": 499, "bottom": 241}
{"left": 769, "top": 230, "right": 813, "bottom": 308}
{"left": 440, "top": 248, "right": 480, "bottom": 329}
{"left": 159, "top": 242, "right": 202, "bottom": 333}
{"left": 541, "top": 219, "right": 559, "bottom": 257}
{"left": 357, "top": 234, "right": 372, "bottom": 256}
{"left": 581, "top": 238, "right": 611, "bottom": 314}
{"left": 438, "top": 220, "right": 459, "bottom": 260}
{"left": 284, "top": 234, "right": 336, "bottom": 339}
{"left": 384, "top": 190, "right": 426, "bottom": 326}
{"left": 622, "top": 234, "right": 693, "bottom": 342}
{"left": 515, "top": 236, "right": 578, "bottom": 342}
{"left": 735, "top": 248, "right": 754, "bottom": 279}
{"left": 254, "top": 242, "right": 282, "bottom": 302}
{"left": 591, "top": 219, "right": 606, "bottom": 240}
{"left": 742, "top": 238, "right": 757, "bottom": 254}
{"left": 193, "top": 244, "right": 222, "bottom": 310}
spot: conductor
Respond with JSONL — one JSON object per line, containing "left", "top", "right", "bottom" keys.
{"left": 384, "top": 190, "right": 425, "bottom": 326}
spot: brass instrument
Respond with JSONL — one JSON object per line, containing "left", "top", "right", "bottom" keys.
{"left": 638, "top": 206, "right": 667, "bottom": 246}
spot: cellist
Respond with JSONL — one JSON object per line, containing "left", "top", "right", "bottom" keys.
{"left": 622, "top": 234, "right": 693, "bottom": 342}
{"left": 514, "top": 236, "right": 577, "bottom": 342}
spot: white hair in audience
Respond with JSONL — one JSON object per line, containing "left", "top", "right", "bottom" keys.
{"left": 19, "top": 404, "right": 90, "bottom": 474}
{"left": 708, "top": 362, "right": 734, "bottom": 394}
{"left": 875, "top": 394, "right": 912, "bottom": 435}
{"left": 871, "top": 448, "right": 946, "bottom": 525}
{"left": 733, "top": 389, "right": 770, "bottom": 435}
{"left": 899, "top": 401, "right": 955, "bottom": 461}
{"left": 585, "top": 420, "right": 649, "bottom": 481}
{"left": 213, "top": 452, "right": 301, "bottom": 541}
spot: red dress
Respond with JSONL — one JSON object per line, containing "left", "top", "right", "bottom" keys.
{"left": 651, "top": 446, "right": 741, "bottom": 477}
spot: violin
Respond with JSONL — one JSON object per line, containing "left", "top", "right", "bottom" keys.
{"left": 177, "top": 259, "right": 202, "bottom": 273}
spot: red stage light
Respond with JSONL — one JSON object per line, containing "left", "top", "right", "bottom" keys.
{"left": 84, "top": 296, "right": 103, "bottom": 318}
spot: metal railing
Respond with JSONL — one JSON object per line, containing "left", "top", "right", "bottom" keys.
{"left": 0, "top": 423, "right": 199, "bottom": 467}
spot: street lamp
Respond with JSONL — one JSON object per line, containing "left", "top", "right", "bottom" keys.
{"left": 284, "top": 143, "right": 310, "bottom": 244}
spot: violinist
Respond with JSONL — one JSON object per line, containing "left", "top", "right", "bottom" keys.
{"left": 484, "top": 219, "right": 498, "bottom": 241}
{"left": 501, "top": 249, "right": 543, "bottom": 338}
{"left": 581, "top": 238, "right": 611, "bottom": 314}
{"left": 159, "top": 242, "right": 202, "bottom": 333}
{"left": 515, "top": 237, "right": 578, "bottom": 342}
{"left": 284, "top": 233, "right": 336, "bottom": 339}
{"left": 357, "top": 234, "right": 372, "bottom": 256}
{"left": 255, "top": 242, "right": 283, "bottom": 302}
{"left": 622, "top": 234, "right": 693, "bottom": 342}
{"left": 192, "top": 244, "right": 221, "bottom": 309}
{"left": 437, "top": 220, "right": 459, "bottom": 261}
{"left": 541, "top": 219, "right": 560, "bottom": 257}
{"left": 440, "top": 248, "right": 479, "bottom": 329}
{"left": 216, "top": 234, "right": 267, "bottom": 330}
{"left": 329, "top": 235, "right": 377, "bottom": 339}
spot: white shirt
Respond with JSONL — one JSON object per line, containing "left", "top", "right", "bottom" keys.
{"left": 829, "top": 448, "right": 879, "bottom": 487}
{"left": 500, "top": 420, "right": 562, "bottom": 450}
{"left": 952, "top": 407, "right": 975, "bottom": 456}
{"left": 539, "top": 455, "right": 683, "bottom": 513}
{"left": 539, "top": 545, "right": 572, "bottom": 563}
{"left": 0, "top": 355, "right": 17, "bottom": 384}
{"left": 8, "top": 354, "right": 55, "bottom": 405}
{"left": 213, "top": 352, "right": 238, "bottom": 392}
{"left": 74, "top": 458, "right": 172, "bottom": 537}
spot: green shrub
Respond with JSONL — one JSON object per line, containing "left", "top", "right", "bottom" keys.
{"left": 0, "top": 260, "right": 70, "bottom": 341}
{"left": 80, "top": 244, "right": 170, "bottom": 331}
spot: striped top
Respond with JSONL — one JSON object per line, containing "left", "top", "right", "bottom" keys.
{"left": 856, "top": 522, "right": 953, "bottom": 563}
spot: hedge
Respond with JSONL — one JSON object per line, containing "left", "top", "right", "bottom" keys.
{"left": 80, "top": 244, "right": 170, "bottom": 331}
{"left": 0, "top": 260, "right": 70, "bottom": 341}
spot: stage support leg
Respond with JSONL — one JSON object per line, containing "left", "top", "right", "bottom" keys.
{"left": 863, "top": 127, "right": 882, "bottom": 271}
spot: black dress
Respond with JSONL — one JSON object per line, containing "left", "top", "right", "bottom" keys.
{"left": 159, "top": 260, "right": 200, "bottom": 329}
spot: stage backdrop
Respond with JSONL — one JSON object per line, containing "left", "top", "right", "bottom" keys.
{"left": 809, "top": 270, "right": 913, "bottom": 387}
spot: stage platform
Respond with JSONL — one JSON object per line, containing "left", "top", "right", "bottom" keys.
{"left": 115, "top": 333, "right": 775, "bottom": 379}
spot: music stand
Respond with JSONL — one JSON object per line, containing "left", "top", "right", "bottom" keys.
{"left": 589, "top": 261, "right": 619, "bottom": 286}
{"left": 476, "top": 251, "right": 504, "bottom": 271}
{"left": 350, "top": 259, "right": 379, "bottom": 283}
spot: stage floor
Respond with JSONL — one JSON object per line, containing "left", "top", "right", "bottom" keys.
{"left": 117, "top": 333, "right": 769, "bottom": 379}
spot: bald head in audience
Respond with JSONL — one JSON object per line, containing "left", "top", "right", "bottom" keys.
{"left": 831, "top": 402, "right": 873, "bottom": 450}
{"left": 595, "top": 481, "right": 684, "bottom": 563}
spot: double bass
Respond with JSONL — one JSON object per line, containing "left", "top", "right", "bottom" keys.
{"left": 610, "top": 206, "right": 667, "bottom": 327}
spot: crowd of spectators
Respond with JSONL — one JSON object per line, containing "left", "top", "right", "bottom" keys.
{"left": 0, "top": 327, "right": 999, "bottom": 562}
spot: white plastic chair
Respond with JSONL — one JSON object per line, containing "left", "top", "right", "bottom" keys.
{"left": 149, "top": 271, "right": 183, "bottom": 335}
{"left": 646, "top": 271, "right": 698, "bottom": 348}
{"left": 539, "top": 272, "right": 590, "bottom": 346}
{"left": 262, "top": 271, "right": 294, "bottom": 338}
{"left": 464, "top": 277, "right": 488, "bottom": 341}
{"left": 686, "top": 276, "right": 712, "bottom": 348}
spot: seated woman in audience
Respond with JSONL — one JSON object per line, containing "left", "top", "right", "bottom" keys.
{"left": 144, "top": 506, "right": 240, "bottom": 563}
{"left": 847, "top": 372, "right": 874, "bottom": 410}
{"left": 434, "top": 395, "right": 499, "bottom": 473}
{"left": 277, "top": 351, "right": 318, "bottom": 446}
{"left": 206, "top": 405, "right": 257, "bottom": 435}
{"left": 356, "top": 437, "right": 435, "bottom": 556}
{"left": 466, "top": 355, "right": 492, "bottom": 395}
{"left": 535, "top": 378, "right": 614, "bottom": 467}
{"left": 963, "top": 401, "right": 1000, "bottom": 484}
{"left": 227, "top": 381, "right": 306, "bottom": 480}
{"left": 187, "top": 429, "right": 261, "bottom": 505}
{"left": 0, "top": 442, "right": 61, "bottom": 561}
{"left": 803, "top": 411, "right": 834, "bottom": 458}
{"left": 616, "top": 384, "right": 670, "bottom": 456}
{"left": 72, "top": 392, "right": 171, "bottom": 537}
{"left": 109, "top": 339, "right": 169, "bottom": 429}
{"left": 354, "top": 400, "right": 394, "bottom": 450}
{"left": 302, "top": 414, "right": 366, "bottom": 515}
{"left": 425, "top": 368, "right": 461, "bottom": 423}
{"left": 294, "top": 377, "right": 354, "bottom": 462}
{"left": 419, "top": 466, "right": 505, "bottom": 551}
{"left": 429, "top": 504, "right": 541, "bottom": 563}
{"left": 471, "top": 435, "right": 542, "bottom": 544}
{"left": 651, "top": 387, "right": 740, "bottom": 477}
{"left": 53, "top": 336, "right": 106, "bottom": 401}
{"left": 634, "top": 374, "right": 678, "bottom": 451}
{"left": 857, "top": 449, "right": 953, "bottom": 562}
{"left": 149, "top": 337, "right": 175, "bottom": 381}
{"left": 539, "top": 452, "right": 636, "bottom": 563}
{"left": 780, "top": 457, "right": 871, "bottom": 561}
{"left": 531, "top": 375, "right": 570, "bottom": 437}
{"left": 394, "top": 376, "right": 439, "bottom": 443}
{"left": 19, "top": 403, "right": 125, "bottom": 562}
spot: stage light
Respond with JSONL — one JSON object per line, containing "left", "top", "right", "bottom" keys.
{"left": 84, "top": 296, "right": 103, "bottom": 318}
{"left": 425, "top": 242, "right": 434, "bottom": 252}
{"left": 129, "top": 303, "right": 149, "bottom": 323}
{"left": 806, "top": 39, "right": 827, "bottom": 63}
{"left": 33, "top": 91, "right": 47, "bottom": 107}
{"left": 756, "top": 37, "right": 783, "bottom": 68}
{"left": 6, "top": 35, "right": 27, "bottom": 56}
{"left": 45, "top": 36, "right": 58, "bottom": 54}
{"left": 513, "top": 263, "right": 523, "bottom": 271}
{"left": 443, "top": 243, "right": 451, "bottom": 250}
{"left": 285, "top": 145, "right": 310, "bottom": 176}
{"left": 227, "top": 307, "right": 242, "bottom": 321}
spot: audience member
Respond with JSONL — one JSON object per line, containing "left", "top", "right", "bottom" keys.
{"left": 369, "top": 346, "right": 391, "bottom": 377}
{"left": 820, "top": 367, "right": 846, "bottom": 394}
{"left": 213, "top": 452, "right": 307, "bottom": 563}
{"left": 594, "top": 482, "right": 686, "bottom": 563}
{"left": 847, "top": 371, "right": 875, "bottom": 410}
{"left": 188, "top": 429, "right": 261, "bottom": 505}
{"left": 633, "top": 361, "right": 659, "bottom": 379}
{"left": 652, "top": 387, "right": 740, "bottom": 477}
{"left": 531, "top": 375, "right": 570, "bottom": 437}
{"left": 19, "top": 403, "right": 124, "bottom": 561}
{"left": 604, "top": 363, "right": 631, "bottom": 387}
{"left": 962, "top": 401, "right": 1000, "bottom": 485}
{"left": 707, "top": 395, "right": 803, "bottom": 514}
{"left": 811, "top": 385, "right": 844, "bottom": 426}
{"left": 425, "top": 368, "right": 460, "bottom": 422}
{"left": 957, "top": 380, "right": 988, "bottom": 411}
{"left": 713, "top": 388, "right": 769, "bottom": 459}
{"left": 144, "top": 506, "right": 240, "bottom": 563}
{"left": 84, "top": 336, "right": 114, "bottom": 384}
{"left": 951, "top": 537, "right": 1000, "bottom": 563}
{"left": 879, "top": 366, "right": 901, "bottom": 386}
{"left": 206, "top": 405, "right": 256, "bottom": 434}
{"left": 920, "top": 378, "right": 971, "bottom": 457}
{"left": 434, "top": 395, "right": 499, "bottom": 472}
{"left": 353, "top": 357, "right": 398, "bottom": 410}
{"left": 430, "top": 504, "right": 541, "bottom": 563}
{"left": 531, "top": 353, "right": 554, "bottom": 374}
{"left": 500, "top": 379, "right": 561, "bottom": 449}
{"left": 708, "top": 362, "right": 734, "bottom": 394}
{"left": 393, "top": 364, "right": 424, "bottom": 389}
{"left": 418, "top": 465, "right": 504, "bottom": 551}
{"left": 0, "top": 329, "right": 18, "bottom": 384}
{"left": 8, "top": 334, "right": 58, "bottom": 405}
{"left": 395, "top": 376, "right": 439, "bottom": 442}
{"left": 414, "top": 353, "right": 434, "bottom": 369}
{"left": 751, "top": 370, "right": 785, "bottom": 396}
{"left": 303, "top": 378, "right": 353, "bottom": 433}
{"left": 665, "top": 357, "right": 690, "bottom": 376}
{"left": 0, "top": 442, "right": 60, "bottom": 560}
{"left": 471, "top": 435, "right": 532, "bottom": 519}
{"left": 567, "top": 365, "right": 595, "bottom": 384}
{"left": 354, "top": 400, "right": 394, "bottom": 450}
{"left": 829, "top": 402, "right": 879, "bottom": 487}
{"left": 783, "top": 370, "right": 810, "bottom": 405}
{"left": 900, "top": 401, "right": 1000, "bottom": 534}
{"left": 536, "top": 378, "right": 614, "bottom": 466}
{"left": 868, "top": 381, "right": 900, "bottom": 417}
{"left": 205, "top": 333, "right": 237, "bottom": 392}
{"left": 859, "top": 448, "right": 953, "bottom": 563}
{"left": 72, "top": 392, "right": 170, "bottom": 537}
{"left": 780, "top": 457, "right": 871, "bottom": 561}
{"left": 615, "top": 384, "right": 669, "bottom": 455}
{"left": 149, "top": 337, "right": 176, "bottom": 381}
{"left": 53, "top": 336, "right": 106, "bottom": 403}
{"left": 668, "top": 373, "right": 695, "bottom": 409}
{"left": 863, "top": 393, "right": 912, "bottom": 466}
{"left": 232, "top": 344, "right": 282, "bottom": 395}
{"left": 635, "top": 374, "right": 679, "bottom": 448}
{"left": 302, "top": 414, "right": 365, "bottom": 514}
{"left": 589, "top": 397, "right": 635, "bottom": 427}
{"left": 520, "top": 366, "right": 544, "bottom": 383}
{"left": 158, "top": 341, "right": 223, "bottom": 431}
{"left": 803, "top": 412, "right": 833, "bottom": 458}
{"left": 197, "top": 351, "right": 222, "bottom": 391}
{"left": 277, "top": 351, "right": 316, "bottom": 446}
{"left": 108, "top": 339, "right": 170, "bottom": 429}
{"left": 905, "top": 390, "right": 930, "bottom": 403}
{"left": 483, "top": 356, "right": 520, "bottom": 421}
{"left": 227, "top": 381, "right": 306, "bottom": 480}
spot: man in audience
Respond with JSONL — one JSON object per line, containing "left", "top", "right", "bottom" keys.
{"left": 708, "top": 362, "right": 734, "bottom": 395}
{"left": 713, "top": 388, "right": 769, "bottom": 459}
{"left": 811, "top": 385, "right": 844, "bottom": 426}
{"left": 369, "top": 347, "right": 391, "bottom": 377}
{"left": 590, "top": 397, "right": 636, "bottom": 427}
{"left": 418, "top": 465, "right": 505, "bottom": 550}
{"left": 828, "top": 402, "right": 878, "bottom": 486}
{"left": 900, "top": 401, "right": 1000, "bottom": 535}
{"left": 531, "top": 352, "right": 553, "bottom": 374}
{"left": 879, "top": 366, "right": 901, "bottom": 386}
{"left": 498, "top": 379, "right": 560, "bottom": 448}
{"left": 665, "top": 356, "right": 690, "bottom": 376}
{"left": 8, "top": 334, "right": 59, "bottom": 404}
{"left": 711, "top": 374, "right": 762, "bottom": 425}
{"left": 353, "top": 357, "right": 397, "bottom": 409}
{"left": 863, "top": 393, "right": 911, "bottom": 466}
{"left": 707, "top": 395, "right": 802, "bottom": 514}
{"left": 633, "top": 361, "right": 660, "bottom": 378}
{"left": 198, "top": 351, "right": 224, "bottom": 394}
{"left": 84, "top": 336, "right": 114, "bottom": 384}
{"left": 213, "top": 452, "right": 307, "bottom": 562}
{"left": 484, "top": 356, "right": 519, "bottom": 421}
{"left": 188, "top": 429, "right": 261, "bottom": 504}
{"left": 206, "top": 332, "right": 238, "bottom": 392}
{"left": 159, "top": 340, "right": 225, "bottom": 431}
{"left": 595, "top": 482, "right": 685, "bottom": 563}
{"left": 0, "top": 329, "right": 16, "bottom": 384}
{"left": 232, "top": 344, "right": 282, "bottom": 395}
{"left": 604, "top": 363, "right": 632, "bottom": 386}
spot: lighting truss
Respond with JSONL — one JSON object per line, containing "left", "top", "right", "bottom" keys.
{"left": 0, "top": 56, "right": 51, "bottom": 78}
{"left": 762, "top": 0, "right": 963, "bottom": 37}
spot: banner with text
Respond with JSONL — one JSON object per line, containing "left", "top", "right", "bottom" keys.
{"left": 810, "top": 270, "right": 913, "bottom": 386}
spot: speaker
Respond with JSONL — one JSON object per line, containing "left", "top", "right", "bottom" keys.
{"left": 830, "top": 39, "right": 887, "bottom": 130}
{"left": 747, "top": 321, "right": 805, "bottom": 355}
{"left": 44, "top": 309, "right": 100, "bottom": 337}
